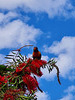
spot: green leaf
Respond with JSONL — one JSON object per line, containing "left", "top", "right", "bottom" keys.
{"left": 6, "top": 55, "right": 14, "bottom": 56}
{"left": 0, "top": 65, "right": 6, "bottom": 70}
{"left": 11, "top": 51, "right": 16, "bottom": 54}
{"left": 5, "top": 68, "right": 15, "bottom": 71}
{"left": 5, "top": 57, "right": 13, "bottom": 59}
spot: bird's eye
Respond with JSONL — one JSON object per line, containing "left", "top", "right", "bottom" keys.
{"left": 34, "top": 47, "right": 36, "bottom": 50}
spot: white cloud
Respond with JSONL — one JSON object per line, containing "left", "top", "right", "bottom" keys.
{"left": 0, "top": 12, "right": 30, "bottom": 25}
{"left": 0, "top": 54, "right": 6, "bottom": 64}
{"left": 41, "top": 67, "right": 56, "bottom": 81}
{"left": 60, "top": 94, "right": 75, "bottom": 100}
{"left": 27, "top": 54, "right": 33, "bottom": 59}
{"left": 41, "top": 55, "right": 49, "bottom": 61}
{"left": 0, "top": 19, "right": 42, "bottom": 49}
{"left": 36, "top": 91, "right": 50, "bottom": 100}
{"left": 68, "top": 69, "right": 75, "bottom": 81}
{"left": 0, "top": 0, "right": 22, "bottom": 10}
{"left": 64, "top": 85, "right": 75, "bottom": 94}
{"left": 43, "top": 36, "right": 75, "bottom": 80}
{"left": 0, "top": 0, "right": 75, "bottom": 18}
{"left": 59, "top": 85, "right": 75, "bottom": 100}
{"left": 0, "top": 12, "right": 18, "bottom": 24}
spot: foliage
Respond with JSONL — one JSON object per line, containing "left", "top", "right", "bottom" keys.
{"left": 0, "top": 46, "right": 61, "bottom": 100}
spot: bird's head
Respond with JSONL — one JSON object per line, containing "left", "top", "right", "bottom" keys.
{"left": 33, "top": 47, "right": 38, "bottom": 52}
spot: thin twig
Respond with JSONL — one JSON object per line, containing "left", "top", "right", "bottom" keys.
{"left": 53, "top": 64, "right": 61, "bottom": 85}
{"left": 12, "top": 45, "right": 33, "bottom": 52}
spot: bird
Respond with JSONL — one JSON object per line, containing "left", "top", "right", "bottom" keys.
{"left": 33, "top": 47, "right": 43, "bottom": 92}
{"left": 33, "top": 47, "right": 41, "bottom": 60}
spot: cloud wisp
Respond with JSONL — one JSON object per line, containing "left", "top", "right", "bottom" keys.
{"left": 0, "top": 54, "right": 6, "bottom": 64}
{"left": 43, "top": 36, "right": 75, "bottom": 80}
{"left": 0, "top": 12, "right": 18, "bottom": 24}
{"left": 36, "top": 91, "right": 50, "bottom": 100}
{"left": 0, "top": 0, "right": 75, "bottom": 18}
{"left": 0, "top": 19, "right": 42, "bottom": 49}
{"left": 60, "top": 85, "right": 75, "bottom": 100}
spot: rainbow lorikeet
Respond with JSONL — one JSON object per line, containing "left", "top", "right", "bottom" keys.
{"left": 33, "top": 47, "right": 41, "bottom": 60}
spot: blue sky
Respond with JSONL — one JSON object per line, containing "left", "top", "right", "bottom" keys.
{"left": 0, "top": 0, "right": 75, "bottom": 100}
